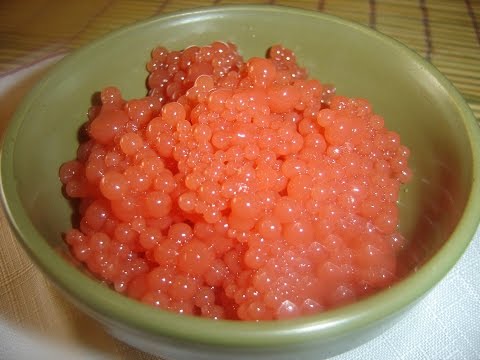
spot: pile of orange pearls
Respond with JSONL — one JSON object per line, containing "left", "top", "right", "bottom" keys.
{"left": 60, "top": 42, "right": 411, "bottom": 320}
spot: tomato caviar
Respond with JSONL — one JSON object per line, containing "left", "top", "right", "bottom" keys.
{"left": 60, "top": 42, "right": 411, "bottom": 320}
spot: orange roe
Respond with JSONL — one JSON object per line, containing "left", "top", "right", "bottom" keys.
{"left": 60, "top": 42, "right": 412, "bottom": 321}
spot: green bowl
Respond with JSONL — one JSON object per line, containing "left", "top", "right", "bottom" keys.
{"left": 1, "top": 5, "right": 480, "bottom": 359}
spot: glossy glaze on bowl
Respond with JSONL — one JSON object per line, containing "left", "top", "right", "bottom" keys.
{"left": 1, "top": 5, "right": 480, "bottom": 360}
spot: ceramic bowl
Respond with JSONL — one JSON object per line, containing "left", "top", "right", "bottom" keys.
{"left": 2, "top": 5, "right": 480, "bottom": 360}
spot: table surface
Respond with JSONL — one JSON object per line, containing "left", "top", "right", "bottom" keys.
{"left": 1, "top": 1, "right": 480, "bottom": 359}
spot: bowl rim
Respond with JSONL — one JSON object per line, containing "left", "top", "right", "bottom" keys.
{"left": 1, "top": 4, "right": 480, "bottom": 347}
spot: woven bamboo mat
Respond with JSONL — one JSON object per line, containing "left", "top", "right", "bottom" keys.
{"left": 1, "top": 0, "right": 479, "bottom": 118}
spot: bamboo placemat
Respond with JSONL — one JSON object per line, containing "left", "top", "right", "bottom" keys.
{"left": 1, "top": 0, "right": 479, "bottom": 118}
